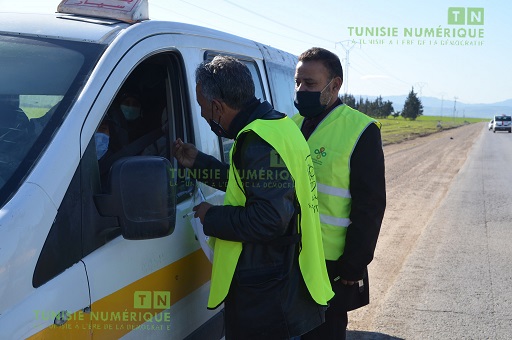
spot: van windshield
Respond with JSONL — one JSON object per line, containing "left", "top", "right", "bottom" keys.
{"left": 0, "top": 35, "right": 105, "bottom": 207}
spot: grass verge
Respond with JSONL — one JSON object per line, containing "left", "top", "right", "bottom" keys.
{"left": 379, "top": 116, "right": 485, "bottom": 146}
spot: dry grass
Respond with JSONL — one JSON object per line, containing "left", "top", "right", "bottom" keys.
{"left": 380, "top": 116, "right": 485, "bottom": 145}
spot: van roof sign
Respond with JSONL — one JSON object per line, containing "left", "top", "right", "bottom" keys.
{"left": 57, "top": 0, "right": 149, "bottom": 23}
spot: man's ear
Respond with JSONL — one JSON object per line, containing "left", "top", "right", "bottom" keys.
{"left": 334, "top": 76, "right": 343, "bottom": 92}
{"left": 211, "top": 99, "right": 223, "bottom": 116}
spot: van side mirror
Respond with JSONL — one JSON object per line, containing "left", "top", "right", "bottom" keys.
{"left": 94, "top": 156, "right": 176, "bottom": 240}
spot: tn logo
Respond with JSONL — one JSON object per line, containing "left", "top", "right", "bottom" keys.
{"left": 314, "top": 147, "right": 327, "bottom": 159}
{"left": 134, "top": 291, "right": 171, "bottom": 309}
{"left": 448, "top": 7, "right": 484, "bottom": 25}
{"left": 270, "top": 150, "right": 286, "bottom": 167}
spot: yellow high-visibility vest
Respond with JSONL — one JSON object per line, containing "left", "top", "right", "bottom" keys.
{"left": 207, "top": 116, "right": 334, "bottom": 308}
{"left": 292, "top": 104, "right": 381, "bottom": 260}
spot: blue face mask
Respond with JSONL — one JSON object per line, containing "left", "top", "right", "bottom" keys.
{"left": 120, "top": 105, "right": 141, "bottom": 121}
{"left": 95, "top": 132, "right": 109, "bottom": 160}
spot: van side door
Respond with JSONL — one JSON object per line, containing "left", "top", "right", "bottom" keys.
{"left": 77, "top": 37, "right": 219, "bottom": 338}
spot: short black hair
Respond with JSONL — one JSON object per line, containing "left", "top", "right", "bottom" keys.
{"left": 298, "top": 47, "right": 343, "bottom": 81}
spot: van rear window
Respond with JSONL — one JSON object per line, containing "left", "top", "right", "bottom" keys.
{"left": 495, "top": 116, "right": 511, "bottom": 121}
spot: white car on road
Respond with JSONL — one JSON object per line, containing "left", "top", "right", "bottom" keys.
{"left": 491, "top": 115, "right": 512, "bottom": 133}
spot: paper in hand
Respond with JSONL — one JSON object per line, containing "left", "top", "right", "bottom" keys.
{"left": 189, "top": 186, "right": 214, "bottom": 262}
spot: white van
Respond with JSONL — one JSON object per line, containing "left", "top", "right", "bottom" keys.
{"left": 491, "top": 114, "right": 512, "bottom": 133}
{"left": 0, "top": 1, "right": 298, "bottom": 338}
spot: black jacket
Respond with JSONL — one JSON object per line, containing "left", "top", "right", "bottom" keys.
{"left": 192, "top": 99, "right": 325, "bottom": 339}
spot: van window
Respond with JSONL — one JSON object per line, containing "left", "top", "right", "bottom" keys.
{"left": 245, "top": 61, "right": 266, "bottom": 102}
{"left": 0, "top": 35, "right": 105, "bottom": 208}
{"left": 265, "top": 61, "right": 297, "bottom": 116}
{"left": 495, "top": 115, "right": 511, "bottom": 122}
{"left": 84, "top": 53, "right": 193, "bottom": 256}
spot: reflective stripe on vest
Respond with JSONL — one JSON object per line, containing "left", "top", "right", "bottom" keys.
{"left": 317, "top": 182, "right": 351, "bottom": 227}
{"left": 292, "top": 104, "right": 380, "bottom": 260}
{"left": 317, "top": 182, "right": 351, "bottom": 198}
{"left": 207, "top": 116, "right": 334, "bottom": 309}
{"left": 320, "top": 214, "right": 351, "bottom": 228}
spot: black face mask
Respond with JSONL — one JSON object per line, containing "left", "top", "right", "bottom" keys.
{"left": 294, "top": 79, "right": 334, "bottom": 118}
{"left": 209, "top": 103, "right": 233, "bottom": 139}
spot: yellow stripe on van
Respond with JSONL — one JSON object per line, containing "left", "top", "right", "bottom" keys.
{"left": 28, "top": 250, "right": 212, "bottom": 339}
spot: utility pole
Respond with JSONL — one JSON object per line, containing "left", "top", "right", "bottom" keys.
{"left": 335, "top": 40, "right": 360, "bottom": 95}
{"left": 439, "top": 92, "right": 447, "bottom": 117}
{"left": 453, "top": 96, "right": 458, "bottom": 121}
{"left": 415, "top": 82, "right": 427, "bottom": 98}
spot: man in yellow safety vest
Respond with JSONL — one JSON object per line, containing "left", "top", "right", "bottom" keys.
{"left": 293, "top": 47, "right": 386, "bottom": 340}
{"left": 173, "top": 55, "right": 333, "bottom": 339}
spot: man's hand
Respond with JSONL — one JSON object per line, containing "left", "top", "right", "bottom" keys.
{"left": 193, "top": 202, "right": 213, "bottom": 224}
{"left": 172, "top": 138, "right": 198, "bottom": 168}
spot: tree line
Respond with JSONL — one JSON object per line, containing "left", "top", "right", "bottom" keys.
{"left": 341, "top": 87, "right": 424, "bottom": 120}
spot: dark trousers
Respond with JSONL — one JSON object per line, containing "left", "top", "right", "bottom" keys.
{"left": 301, "top": 308, "right": 347, "bottom": 340}
{"left": 302, "top": 261, "right": 369, "bottom": 339}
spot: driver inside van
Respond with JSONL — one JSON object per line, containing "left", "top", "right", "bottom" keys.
{"left": 97, "top": 90, "right": 142, "bottom": 167}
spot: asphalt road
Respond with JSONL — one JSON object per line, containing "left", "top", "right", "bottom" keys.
{"left": 346, "top": 122, "right": 512, "bottom": 340}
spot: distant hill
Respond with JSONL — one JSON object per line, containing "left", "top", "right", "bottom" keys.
{"left": 352, "top": 95, "right": 512, "bottom": 119}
